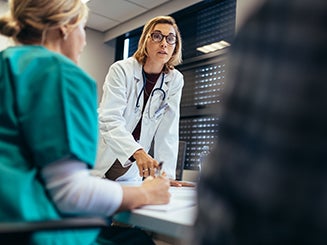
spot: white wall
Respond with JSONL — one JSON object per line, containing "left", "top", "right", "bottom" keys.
{"left": 0, "top": 1, "right": 13, "bottom": 50}
{"left": 79, "top": 29, "right": 115, "bottom": 102}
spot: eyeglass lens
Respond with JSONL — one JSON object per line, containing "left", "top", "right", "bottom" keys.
{"left": 151, "top": 32, "right": 176, "bottom": 45}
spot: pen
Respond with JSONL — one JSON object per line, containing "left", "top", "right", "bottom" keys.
{"left": 154, "top": 103, "right": 168, "bottom": 118}
{"left": 155, "top": 161, "right": 164, "bottom": 177}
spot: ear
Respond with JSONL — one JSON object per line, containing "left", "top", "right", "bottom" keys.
{"left": 59, "top": 26, "right": 69, "bottom": 40}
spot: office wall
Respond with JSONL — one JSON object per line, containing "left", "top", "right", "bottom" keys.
{"left": 0, "top": 1, "right": 13, "bottom": 49}
{"left": 80, "top": 29, "right": 115, "bottom": 102}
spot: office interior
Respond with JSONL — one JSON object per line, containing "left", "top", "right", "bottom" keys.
{"left": 0, "top": 0, "right": 267, "bottom": 244}
{"left": 0, "top": 0, "right": 264, "bottom": 181}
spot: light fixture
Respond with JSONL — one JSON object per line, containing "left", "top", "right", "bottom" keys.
{"left": 196, "top": 40, "right": 230, "bottom": 54}
{"left": 81, "top": 0, "right": 90, "bottom": 3}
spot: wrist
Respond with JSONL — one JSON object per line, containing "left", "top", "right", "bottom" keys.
{"left": 133, "top": 148, "right": 143, "bottom": 159}
{"left": 138, "top": 186, "right": 150, "bottom": 205}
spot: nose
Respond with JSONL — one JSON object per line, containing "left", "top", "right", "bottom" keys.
{"left": 160, "top": 38, "right": 168, "bottom": 47}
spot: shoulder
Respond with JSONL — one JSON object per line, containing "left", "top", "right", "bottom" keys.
{"left": 166, "top": 68, "right": 184, "bottom": 87}
{"left": 111, "top": 56, "right": 141, "bottom": 70}
{"left": 108, "top": 57, "right": 142, "bottom": 80}
{"left": 171, "top": 68, "right": 183, "bottom": 79}
{"left": 4, "top": 46, "right": 96, "bottom": 96}
{"left": 167, "top": 67, "right": 183, "bottom": 80}
{"left": 4, "top": 46, "right": 94, "bottom": 83}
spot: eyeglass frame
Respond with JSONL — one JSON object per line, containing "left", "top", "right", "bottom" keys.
{"left": 149, "top": 31, "right": 177, "bottom": 45}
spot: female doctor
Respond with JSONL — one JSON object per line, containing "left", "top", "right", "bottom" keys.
{"left": 93, "top": 16, "right": 184, "bottom": 184}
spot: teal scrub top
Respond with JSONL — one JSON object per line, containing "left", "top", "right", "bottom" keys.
{"left": 0, "top": 46, "right": 99, "bottom": 244}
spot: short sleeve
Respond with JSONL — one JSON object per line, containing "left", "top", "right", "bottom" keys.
{"left": 16, "top": 54, "right": 98, "bottom": 168}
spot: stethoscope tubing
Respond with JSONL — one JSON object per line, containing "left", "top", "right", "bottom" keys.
{"left": 136, "top": 70, "right": 166, "bottom": 108}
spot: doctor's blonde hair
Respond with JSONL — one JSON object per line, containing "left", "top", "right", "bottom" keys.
{"left": 133, "top": 16, "right": 182, "bottom": 73}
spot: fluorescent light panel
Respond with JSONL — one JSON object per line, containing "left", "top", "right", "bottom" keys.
{"left": 196, "top": 40, "right": 230, "bottom": 54}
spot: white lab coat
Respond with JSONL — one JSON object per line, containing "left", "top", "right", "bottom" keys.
{"left": 92, "top": 57, "right": 184, "bottom": 181}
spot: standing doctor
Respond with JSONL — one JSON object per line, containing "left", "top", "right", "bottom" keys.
{"left": 92, "top": 16, "right": 184, "bottom": 183}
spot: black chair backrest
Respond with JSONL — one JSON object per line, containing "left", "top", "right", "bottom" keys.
{"left": 176, "top": 141, "right": 187, "bottom": 181}
{"left": 148, "top": 140, "right": 187, "bottom": 181}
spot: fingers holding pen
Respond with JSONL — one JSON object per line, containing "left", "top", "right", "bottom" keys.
{"left": 142, "top": 175, "right": 170, "bottom": 204}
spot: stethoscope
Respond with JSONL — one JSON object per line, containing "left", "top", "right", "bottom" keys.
{"left": 135, "top": 69, "right": 166, "bottom": 109}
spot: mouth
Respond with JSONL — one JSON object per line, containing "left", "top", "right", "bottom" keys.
{"left": 157, "top": 50, "right": 168, "bottom": 55}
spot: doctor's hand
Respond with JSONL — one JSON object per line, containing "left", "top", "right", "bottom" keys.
{"left": 169, "top": 179, "right": 196, "bottom": 187}
{"left": 133, "top": 149, "right": 159, "bottom": 178}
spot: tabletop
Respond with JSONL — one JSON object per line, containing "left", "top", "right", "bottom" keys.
{"left": 113, "top": 185, "right": 197, "bottom": 239}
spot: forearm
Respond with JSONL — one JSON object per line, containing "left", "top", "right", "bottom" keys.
{"left": 118, "top": 186, "right": 149, "bottom": 211}
{"left": 41, "top": 159, "right": 123, "bottom": 216}
{"left": 118, "top": 176, "right": 170, "bottom": 211}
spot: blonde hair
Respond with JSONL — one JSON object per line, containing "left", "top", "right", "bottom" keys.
{"left": 0, "top": 0, "right": 88, "bottom": 44}
{"left": 133, "top": 16, "right": 182, "bottom": 73}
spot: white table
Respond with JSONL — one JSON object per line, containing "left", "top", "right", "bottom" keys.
{"left": 113, "top": 186, "right": 197, "bottom": 240}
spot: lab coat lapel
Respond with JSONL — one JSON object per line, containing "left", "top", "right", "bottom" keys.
{"left": 134, "top": 63, "right": 144, "bottom": 109}
{"left": 161, "top": 72, "right": 171, "bottom": 97}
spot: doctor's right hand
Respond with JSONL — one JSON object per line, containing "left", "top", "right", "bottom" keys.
{"left": 133, "top": 149, "right": 159, "bottom": 178}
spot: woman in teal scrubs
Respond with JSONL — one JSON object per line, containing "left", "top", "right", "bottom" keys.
{"left": 0, "top": 0, "right": 170, "bottom": 244}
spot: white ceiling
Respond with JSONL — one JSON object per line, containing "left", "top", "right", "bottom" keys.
{"left": 86, "top": 0, "right": 203, "bottom": 41}
{"left": 86, "top": 0, "right": 171, "bottom": 32}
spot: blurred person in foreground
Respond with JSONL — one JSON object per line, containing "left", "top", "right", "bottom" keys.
{"left": 0, "top": 0, "right": 170, "bottom": 244}
{"left": 193, "top": 0, "right": 327, "bottom": 244}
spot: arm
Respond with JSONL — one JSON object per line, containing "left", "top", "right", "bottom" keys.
{"left": 118, "top": 175, "right": 170, "bottom": 211}
{"left": 98, "top": 61, "right": 143, "bottom": 165}
{"left": 41, "top": 159, "right": 170, "bottom": 216}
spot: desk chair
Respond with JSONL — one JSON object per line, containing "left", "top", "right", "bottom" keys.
{"left": 0, "top": 217, "right": 110, "bottom": 243}
{"left": 175, "top": 141, "right": 187, "bottom": 181}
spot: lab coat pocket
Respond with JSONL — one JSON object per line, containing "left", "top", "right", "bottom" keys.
{"left": 153, "top": 103, "right": 169, "bottom": 120}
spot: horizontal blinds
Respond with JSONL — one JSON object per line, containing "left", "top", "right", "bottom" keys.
{"left": 176, "top": 0, "right": 235, "bottom": 170}
{"left": 178, "top": 51, "right": 228, "bottom": 169}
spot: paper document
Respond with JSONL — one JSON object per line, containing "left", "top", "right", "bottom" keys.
{"left": 138, "top": 186, "right": 197, "bottom": 212}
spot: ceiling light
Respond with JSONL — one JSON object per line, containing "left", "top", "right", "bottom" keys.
{"left": 196, "top": 40, "right": 230, "bottom": 54}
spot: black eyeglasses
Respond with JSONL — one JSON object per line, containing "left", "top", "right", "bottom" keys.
{"left": 150, "top": 32, "right": 177, "bottom": 45}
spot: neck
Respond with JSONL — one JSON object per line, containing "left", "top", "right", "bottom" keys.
{"left": 143, "top": 60, "right": 164, "bottom": 74}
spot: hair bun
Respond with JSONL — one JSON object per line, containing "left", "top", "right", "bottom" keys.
{"left": 0, "top": 14, "right": 21, "bottom": 38}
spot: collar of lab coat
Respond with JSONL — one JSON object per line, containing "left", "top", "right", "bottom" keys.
{"left": 133, "top": 58, "right": 172, "bottom": 93}
{"left": 134, "top": 58, "right": 172, "bottom": 97}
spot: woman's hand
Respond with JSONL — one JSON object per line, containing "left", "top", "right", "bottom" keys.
{"left": 133, "top": 149, "right": 159, "bottom": 177}
{"left": 141, "top": 176, "right": 171, "bottom": 205}
{"left": 119, "top": 175, "right": 170, "bottom": 211}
